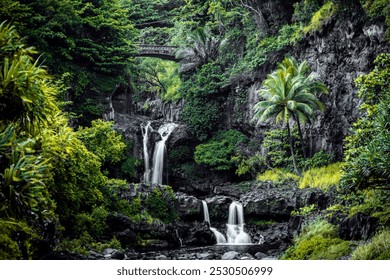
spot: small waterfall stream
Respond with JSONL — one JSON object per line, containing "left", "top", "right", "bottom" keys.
{"left": 226, "top": 201, "right": 251, "bottom": 244}
{"left": 202, "top": 201, "right": 252, "bottom": 245}
{"left": 141, "top": 121, "right": 153, "bottom": 183}
{"left": 151, "top": 123, "right": 177, "bottom": 185}
{"left": 202, "top": 201, "right": 227, "bottom": 244}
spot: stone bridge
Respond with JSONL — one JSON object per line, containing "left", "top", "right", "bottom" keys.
{"left": 136, "top": 44, "right": 180, "bottom": 61}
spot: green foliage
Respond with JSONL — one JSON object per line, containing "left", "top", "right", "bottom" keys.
{"left": 291, "top": 204, "right": 317, "bottom": 216}
{"left": 136, "top": 58, "right": 182, "bottom": 101}
{"left": 298, "top": 163, "right": 341, "bottom": 190}
{"left": 303, "top": 2, "right": 339, "bottom": 34}
{"left": 300, "top": 150, "right": 334, "bottom": 170}
{"left": 341, "top": 53, "right": 390, "bottom": 192}
{"left": 348, "top": 189, "right": 390, "bottom": 225}
{"left": 0, "top": 0, "right": 138, "bottom": 125}
{"left": 360, "top": 0, "right": 390, "bottom": 41}
{"left": 282, "top": 218, "right": 351, "bottom": 260}
{"left": 144, "top": 186, "right": 177, "bottom": 223}
{"left": 240, "top": 24, "right": 303, "bottom": 70}
{"left": 253, "top": 56, "right": 327, "bottom": 174}
{"left": 176, "top": 27, "right": 225, "bottom": 73}
{"left": 194, "top": 130, "right": 247, "bottom": 171}
{"left": 0, "top": 22, "right": 59, "bottom": 135}
{"left": 181, "top": 97, "right": 221, "bottom": 141}
{"left": 0, "top": 129, "right": 54, "bottom": 219}
{"left": 256, "top": 168, "right": 300, "bottom": 185}
{"left": 233, "top": 153, "right": 265, "bottom": 177}
{"left": 0, "top": 219, "right": 31, "bottom": 259}
{"left": 352, "top": 227, "right": 390, "bottom": 259}
{"left": 77, "top": 119, "right": 126, "bottom": 165}
{"left": 119, "top": 156, "right": 141, "bottom": 181}
{"left": 75, "top": 206, "right": 109, "bottom": 239}
{"left": 41, "top": 116, "right": 107, "bottom": 227}
{"left": 293, "top": 0, "right": 322, "bottom": 24}
{"left": 262, "top": 128, "right": 301, "bottom": 169}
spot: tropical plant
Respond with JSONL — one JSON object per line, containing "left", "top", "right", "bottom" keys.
{"left": 253, "top": 57, "right": 328, "bottom": 173}
{"left": 0, "top": 22, "right": 59, "bottom": 136}
{"left": 341, "top": 53, "right": 390, "bottom": 192}
{"left": 194, "top": 130, "right": 247, "bottom": 171}
{"left": 176, "top": 27, "right": 225, "bottom": 73}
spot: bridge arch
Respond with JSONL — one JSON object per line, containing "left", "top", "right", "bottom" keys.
{"left": 136, "top": 44, "right": 180, "bottom": 62}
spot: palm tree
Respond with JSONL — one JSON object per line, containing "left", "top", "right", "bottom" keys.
{"left": 253, "top": 57, "right": 328, "bottom": 174}
{"left": 175, "top": 27, "right": 224, "bottom": 73}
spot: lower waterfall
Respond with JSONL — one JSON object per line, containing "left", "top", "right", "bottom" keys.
{"left": 202, "top": 200, "right": 252, "bottom": 245}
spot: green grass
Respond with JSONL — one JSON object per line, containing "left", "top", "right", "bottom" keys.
{"left": 352, "top": 228, "right": 390, "bottom": 260}
{"left": 256, "top": 168, "right": 299, "bottom": 185}
{"left": 303, "top": 2, "right": 339, "bottom": 34}
{"left": 281, "top": 218, "right": 351, "bottom": 260}
{"left": 299, "top": 163, "right": 341, "bottom": 191}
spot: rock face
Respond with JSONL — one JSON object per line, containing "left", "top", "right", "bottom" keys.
{"left": 339, "top": 212, "right": 378, "bottom": 241}
{"left": 230, "top": 14, "right": 389, "bottom": 159}
{"left": 174, "top": 192, "right": 202, "bottom": 222}
{"left": 292, "top": 18, "right": 389, "bottom": 157}
{"left": 240, "top": 182, "right": 332, "bottom": 221}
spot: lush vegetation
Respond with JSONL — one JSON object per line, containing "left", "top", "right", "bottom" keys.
{"left": 253, "top": 57, "right": 328, "bottom": 174}
{"left": 282, "top": 218, "right": 352, "bottom": 260}
{"left": 1, "top": 0, "right": 389, "bottom": 261}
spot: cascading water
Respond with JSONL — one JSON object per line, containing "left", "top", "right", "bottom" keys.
{"left": 151, "top": 123, "right": 177, "bottom": 185}
{"left": 202, "top": 201, "right": 227, "bottom": 244}
{"left": 141, "top": 121, "right": 153, "bottom": 183}
{"left": 202, "top": 201, "right": 251, "bottom": 245}
{"left": 226, "top": 201, "right": 251, "bottom": 244}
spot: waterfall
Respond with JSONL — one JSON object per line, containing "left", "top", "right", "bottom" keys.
{"left": 151, "top": 123, "right": 177, "bottom": 185}
{"left": 202, "top": 201, "right": 227, "bottom": 244}
{"left": 226, "top": 201, "right": 251, "bottom": 244}
{"left": 141, "top": 121, "right": 153, "bottom": 183}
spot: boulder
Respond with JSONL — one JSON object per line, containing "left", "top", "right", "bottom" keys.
{"left": 339, "top": 212, "right": 378, "bottom": 241}
{"left": 221, "top": 251, "right": 239, "bottom": 260}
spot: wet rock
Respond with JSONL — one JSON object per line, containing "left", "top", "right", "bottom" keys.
{"left": 155, "top": 254, "right": 168, "bottom": 260}
{"left": 174, "top": 192, "right": 202, "bottom": 221}
{"left": 184, "top": 221, "right": 216, "bottom": 246}
{"left": 222, "top": 251, "right": 239, "bottom": 260}
{"left": 339, "top": 212, "right": 378, "bottom": 240}
{"left": 111, "top": 251, "right": 125, "bottom": 260}
{"left": 205, "top": 196, "right": 233, "bottom": 222}
{"left": 255, "top": 252, "right": 268, "bottom": 260}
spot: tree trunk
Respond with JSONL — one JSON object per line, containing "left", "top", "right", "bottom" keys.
{"left": 287, "top": 122, "right": 300, "bottom": 175}
{"left": 295, "top": 116, "right": 307, "bottom": 159}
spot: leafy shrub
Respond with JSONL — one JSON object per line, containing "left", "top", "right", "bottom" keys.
{"left": 194, "top": 130, "right": 247, "bottom": 171}
{"left": 352, "top": 228, "right": 390, "bottom": 259}
{"left": 293, "top": 0, "right": 322, "bottom": 24}
{"left": 282, "top": 218, "right": 351, "bottom": 260}
{"left": 233, "top": 153, "right": 266, "bottom": 177}
{"left": 77, "top": 119, "right": 126, "bottom": 164}
{"left": 256, "top": 168, "right": 300, "bottom": 185}
{"left": 300, "top": 150, "right": 334, "bottom": 170}
{"left": 291, "top": 204, "right": 317, "bottom": 216}
{"left": 303, "top": 2, "right": 339, "bottom": 34}
{"left": 262, "top": 128, "right": 301, "bottom": 170}
{"left": 181, "top": 97, "right": 221, "bottom": 141}
{"left": 75, "top": 206, "right": 109, "bottom": 239}
{"left": 341, "top": 53, "right": 390, "bottom": 192}
{"left": 299, "top": 163, "right": 341, "bottom": 190}
{"left": 119, "top": 156, "right": 141, "bottom": 181}
{"left": 242, "top": 24, "right": 303, "bottom": 69}
{"left": 144, "top": 186, "right": 177, "bottom": 223}
{"left": 348, "top": 189, "right": 390, "bottom": 225}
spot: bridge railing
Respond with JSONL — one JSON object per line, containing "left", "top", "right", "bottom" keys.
{"left": 138, "top": 44, "right": 178, "bottom": 55}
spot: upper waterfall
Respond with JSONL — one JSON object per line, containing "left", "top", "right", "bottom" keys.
{"left": 151, "top": 122, "right": 177, "bottom": 185}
